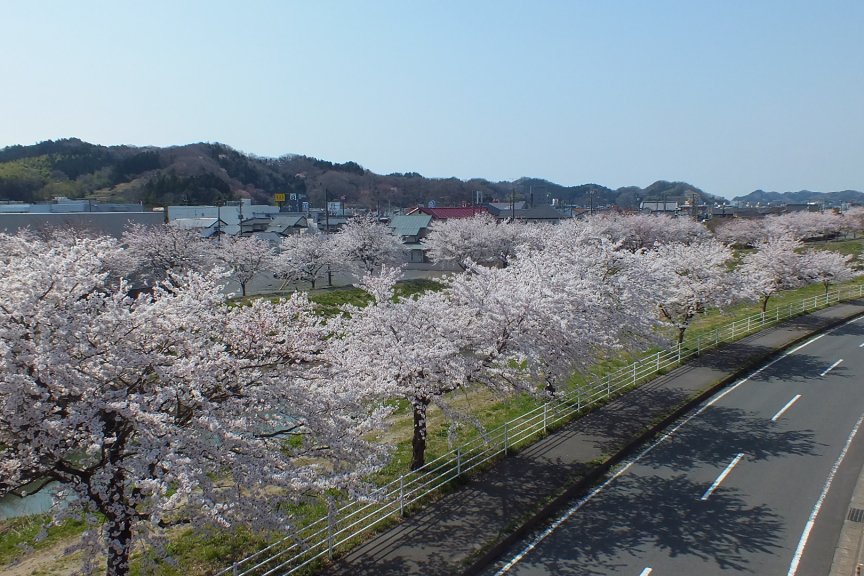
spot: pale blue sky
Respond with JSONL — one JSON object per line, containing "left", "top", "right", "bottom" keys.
{"left": 3, "top": 1, "right": 862, "bottom": 198}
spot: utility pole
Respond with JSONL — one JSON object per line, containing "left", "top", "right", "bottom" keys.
{"left": 324, "top": 187, "right": 332, "bottom": 286}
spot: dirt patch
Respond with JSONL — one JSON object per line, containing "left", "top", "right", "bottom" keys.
{"left": 1, "top": 536, "right": 89, "bottom": 576}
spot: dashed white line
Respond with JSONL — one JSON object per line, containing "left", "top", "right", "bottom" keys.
{"left": 772, "top": 395, "right": 803, "bottom": 422}
{"left": 638, "top": 568, "right": 653, "bottom": 576}
{"left": 859, "top": 341, "right": 864, "bottom": 348}
{"left": 788, "top": 334, "right": 826, "bottom": 355}
{"left": 786, "top": 414, "right": 864, "bottom": 576}
{"left": 700, "top": 453, "right": 745, "bottom": 501}
{"left": 820, "top": 359, "right": 844, "bottom": 377}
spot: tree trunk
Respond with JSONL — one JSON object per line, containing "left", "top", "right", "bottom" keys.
{"left": 677, "top": 326, "right": 687, "bottom": 344}
{"left": 410, "top": 397, "right": 431, "bottom": 471}
{"left": 105, "top": 512, "right": 133, "bottom": 576}
{"left": 104, "top": 467, "right": 133, "bottom": 576}
{"left": 761, "top": 294, "right": 770, "bottom": 313}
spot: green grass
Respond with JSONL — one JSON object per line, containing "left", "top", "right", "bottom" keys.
{"left": 0, "top": 514, "right": 87, "bottom": 565}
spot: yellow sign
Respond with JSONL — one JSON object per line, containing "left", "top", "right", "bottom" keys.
{"left": 274, "top": 193, "right": 286, "bottom": 202}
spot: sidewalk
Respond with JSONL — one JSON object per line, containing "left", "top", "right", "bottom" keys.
{"left": 323, "top": 301, "right": 864, "bottom": 576}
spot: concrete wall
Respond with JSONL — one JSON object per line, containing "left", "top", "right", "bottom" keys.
{"left": 0, "top": 212, "right": 166, "bottom": 237}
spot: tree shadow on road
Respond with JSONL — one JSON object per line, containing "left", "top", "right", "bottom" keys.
{"left": 518, "top": 473, "right": 784, "bottom": 575}
{"left": 640, "top": 405, "right": 821, "bottom": 470}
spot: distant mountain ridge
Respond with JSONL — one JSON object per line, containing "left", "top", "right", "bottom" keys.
{"left": 0, "top": 138, "right": 770, "bottom": 210}
{"left": 733, "top": 189, "right": 864, "bottom": 204}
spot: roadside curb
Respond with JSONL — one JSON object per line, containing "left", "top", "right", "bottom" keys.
{"left": 462, "top": 305, "right": 864, "bottom": 575}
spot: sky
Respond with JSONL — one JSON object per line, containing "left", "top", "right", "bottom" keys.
{"left": 3, "top": 1, "right": 863, "bottom": 199}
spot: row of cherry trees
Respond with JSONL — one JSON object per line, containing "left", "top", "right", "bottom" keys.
{"left": 1, "top": 209, "right": 860, "bottom": 575}
{"left": 119, "top": 214, "right": 404, "bottom": 297}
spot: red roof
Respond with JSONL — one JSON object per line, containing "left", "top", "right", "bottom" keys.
{"left": 405, "top": 206, "right": 490, "bottom": 220}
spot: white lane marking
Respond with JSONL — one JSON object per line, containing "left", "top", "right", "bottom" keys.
{"left": 788, "top": 334, "right": 826, "bottom": 355}
{"left": 639, "top": 569, "right": 653, "bottom": 576}
{"left": 700, "top": 453, "right": 745, "bottom": 501}
{"left": 787, "top": 414, "right": 864, "bottom": 576}
{"left": 493, "top": 320, "right": 858, "bottom": 574}
{"left": 820, "top": 359, "right": 844, "bottom": 377}
{"left": 492, "top": 393, "right": 717, "bottom": 574}
{"left": 859, "top": 341, "right": 864, "bottom": 348}
{"left": 772, "top": 394, "right": 803, "bottom": 422}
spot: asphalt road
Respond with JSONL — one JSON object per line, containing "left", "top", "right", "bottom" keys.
{"left": 484, "top": 316, "right": 864, "bottom": 576}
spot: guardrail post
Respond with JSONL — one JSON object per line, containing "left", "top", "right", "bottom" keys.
{"left": 543, "top": 403, "right": 548, "bottom": 432}
{"left": 655, "top": 351, "right": 660, "bottom": 373}
{"left": 399, "top": 475, "right": 404, "bottom": 516}
{"left": 457, "top": 448, "right": 462, "bottom": 476}
{"left": 327, "top": 497, "right": 336, "bottom": 559}
{"left": 696, "top": 335, "right": 701, "bottom": 355}
{"left": 504, "top": 422, "right": 509, "bottom": 455}
{"left": 632, "top": 361, "right": 637, "bottom": 384}
{"left": 677, "top": 342, "right": 681, "bottom": 364}
{"left": 233, "top": 562, "right": 238, "bottom": 576}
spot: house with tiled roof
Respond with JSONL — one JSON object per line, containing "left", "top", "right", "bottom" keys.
{"left": 405, "top": 206, "right": 491, "bottom": 220}
{"left": 389, "top": 214, "right": 433, "bottom": 263}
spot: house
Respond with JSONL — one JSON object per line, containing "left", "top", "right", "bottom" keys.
{"left": 405, "top": 206, "right": 491, "bottom": 220}
{"left": 640, "top": 201, "right": 680, "bottom": 214}
{"left": 267, "top": 214, "right": 310, "bottom": 236}
{"left": 389, "top": 214, "right": 433, "bottom": 263}
{"left": 170, "top": 217, "right": 227, "bottom": 238}
{"left": 487, "top": 205, "right": 566, "bottom": 223}
{"left": 239, "top": 216, "right": 272, "bottom": 235}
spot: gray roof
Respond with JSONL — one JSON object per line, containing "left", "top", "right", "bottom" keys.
{"left": 0, "top": 212, "right": 165, "bottom": 237}
{"left": 497, "top": 206, "right": 566, "bottom": 221}
{"left": 389, "top": 214, "right": 433, "bottom": 237}
{"left": 170, "top": 217, "right": 220, "bottom": 229}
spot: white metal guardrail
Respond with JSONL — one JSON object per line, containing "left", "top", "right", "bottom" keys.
{"left": 217, "top": 284, "right": 864, "bottom": 576}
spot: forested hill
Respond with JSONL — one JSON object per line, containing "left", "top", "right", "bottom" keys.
{"left": 0, "top": 138, "right": 722, "bottom": 209}
{"left": 733, "top": 189, "right": 864, "bottom": 205}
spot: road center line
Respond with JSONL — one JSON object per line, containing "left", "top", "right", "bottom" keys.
{"left": 772, "top": 394, "right": 803, "bottom": 422}
{"left": 787, "top": 414, "right": 864, "bottom": 576}
{"left": 700, "top": 453, "right": 745, "bottom": 501}
{"left": 820, "top": 359, "right": 844, "bottom": 377}
{"left": 638, "top": 569, "right": 653, "bottom": 576}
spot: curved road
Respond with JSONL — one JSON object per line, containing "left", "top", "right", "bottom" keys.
{"left": 483, "top": 316, "right": 864, "bottom": 576}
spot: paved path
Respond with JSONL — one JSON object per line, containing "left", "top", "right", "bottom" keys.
{"left": 322, "top": 301, "right": 864, "bottom": 576}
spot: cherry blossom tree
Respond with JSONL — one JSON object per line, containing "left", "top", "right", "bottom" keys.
{"left": 769, "top": 210, "right": 844, "bottom": 241}
{"left": 448, "top": 227, "right": 659, "bottom": 397}
{"left": 422, "top": 213, "right": 527, "bottom": 269}
{"left": 327, "top": 267, "right": 472, "bottom": 470}
{"left": 713, "top": 217, "right": 769, "bottom": 247}
{"left": 275, "top": 232, "right": 336, "bottom": 289}
{"left": 645, "top": 239, "right": 738, "bottom": 343}
{"left": 738, "top": 235, "right": 809, "bottom": 312}
{"left": 331, "top": 214, "right": 404, "bottom": 276}
{"left": 114, "top": 223, "right": 217, "bottom": 287}
{"left": 0, "top": 233, "right": 388, "bottom": 576}
{"left": 583, "top": 213, "right": 708, "bottom": 250}
{"left": 214, "top": 234, "right": 277, "bottom": 296}
{"left": 802, "top": 248, "right": 859, "bottom": 294}
{"left": 842, "top": 207, "right": 864, "bottom": 238}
